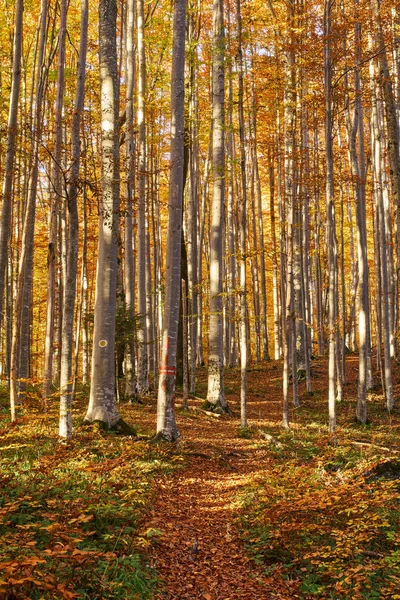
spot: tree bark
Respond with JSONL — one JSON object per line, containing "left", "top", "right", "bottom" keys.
{"left": 124, "top": 0, "right": 137, "bottom": 402}
{"left": 59, "top": 0, "right": 88, "bottom": 437}
{"left": 207, "top": 0, "right": 229, "bottom": 413}
{"left": 324, "top": 0, "right": 337, "bottom": 436}
{"left": 85, "top": 0, "right": 122, "bottom": 429}
{"left": 155, "top": 0, "right": 186, "bottom": 442}
{"left": 136, "top": 0, "right": 149, "bottom": 394}
{"left": 0, "top": 0, "right": 23, "bottom": 335}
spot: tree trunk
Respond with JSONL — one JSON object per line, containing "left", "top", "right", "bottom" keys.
{"left": 136, "top": 0, "right": 149, "bottom": 394}
{"left": 207, "top": 0, "right": 229, "bottom": 413}
{"left": 59, "top": 0, "right": 88, "bottom": 437}
{"left": 236, "top": 0, "right": 247, "bottom": 427}
{"left": 124, "top": 0, "right": 137, "bottom": 402}
{"left": 324, "top": 0, "right": 337, "bottom": 436}
{"left": 370, "top": 55, "right": 394, "bottom": 411}
{"left": 85, "top": 0, "right": 123, "bottom": 429}
{"left": 155, "top": 0, "right": 186, "bottom": 442}
{"left": 0, "top": 0, "right": 23, "bottom": 334}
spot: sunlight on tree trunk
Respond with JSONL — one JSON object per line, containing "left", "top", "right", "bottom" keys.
{"left": 155, "top": 0, "right": 186, "bottom": 443}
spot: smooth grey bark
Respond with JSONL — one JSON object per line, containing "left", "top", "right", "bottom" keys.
{"left": 300, "top": 108, "right": 312, "bottom": 393}
{"left": 207, "top": 0, "right": 229, "bottom": 413}
{"left": 324, "top": 0, "right": 337, "bottom": 436}
{"left": 370, "top": 58, "right": 394, "bottom": 412}
{"left": 313, "top": 124, "right": 324, "bottom": 357}
{"left": 282, "top": 5, "right": 297, "bottom": 425}
{"left": 254, "top": 131, "right": 270, "bottom": 362}
{"left": 124, "top": 0, "right": 137, "bottom": 402}
{"left": 268, "top": 148, "right": 281, "bottom": 360}
{"left": 72, "top": 181, "right": 88, "bottom": 401}
{"left": 0, "top": 0, "right": 23, "bottom": 335}
{"left": 197, "top": 136, "right": 211, "bottom": 366}
{"left": 236, "top": 0, "right": 247, "bottom": 427}
{"left": 187, "top": 6, "right": 199, "bottom": 393}
{"left": 81, "top": 155, "right": 89, "bottom": 385}
{"left": 85, "top": 0, "right": 122, "bottom": 429}
{"left": 145, "top": 205, "right": 155, "bottom": 379}
{"left": 59, "top": 0, "right": 88, "bottom": 437}
{"left": 155, "top": 0, "right": 186, "bottom": 442}
{"left": 181, "top": 278, "right": 189, "bottom": 409}
{"left": 226, "top": 10, "right": 237, "bottom": 368}
{"left": 136, "top": 0, "right": 149, "bottom": 394}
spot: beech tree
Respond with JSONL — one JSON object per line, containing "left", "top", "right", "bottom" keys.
{"left": 0, "top": 0, "right": 23, "bottom": 334}
{"left": 84, "top": 0, "right": 128, "bottom": 431}
{"left": 207, "top": 0, "right": 229, "bottom": 414}
{"left": 155, "top": 0, "right": 186, "bottom": 442}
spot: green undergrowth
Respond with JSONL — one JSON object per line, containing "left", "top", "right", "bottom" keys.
{"left": 237, "top": 418, "right": 400, "bottom": 599}
{"left": 0, "top": 394, "right": 183, "bottom": 599}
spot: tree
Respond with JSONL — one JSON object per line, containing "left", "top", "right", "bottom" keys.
{"left": 84, "top": 0, "right": 133, "bottom": 433}
{"left": 324, "top": 0, "right": 337, "bottom": 436}
{"left": 236, "top": 0, "right": 248, "bottom": 428}
{"left": 136, "top": 0, "right": 149, "bottom": 394}
{"left": 155, "top": 0, "right": 186, "bottom": 442}
{"left": 207, "top": 0, "right": 229, "bottom": 414}
{"left": 59, "top": 0, "right": 89, "bottom": 437}
{"left": 0, "top": 0, "right": 23, "bottom": 334}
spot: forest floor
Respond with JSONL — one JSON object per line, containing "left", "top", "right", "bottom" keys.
{"left": 0, "top": 356, "right": 400, "bottom": 599}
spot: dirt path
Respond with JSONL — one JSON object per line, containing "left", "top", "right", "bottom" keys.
{"left": 142, "top": 390, "right": 294, "bottom": 600}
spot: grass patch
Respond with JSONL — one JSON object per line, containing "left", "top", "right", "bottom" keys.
{"left": 237, "top": 431, "right": 400, "bottom": 599}
{"left": 0, "top": 394, "right": 181, "bottom": 599}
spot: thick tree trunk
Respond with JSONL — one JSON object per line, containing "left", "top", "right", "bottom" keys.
{"left": 85, "top": 0, "right": 123, "bottom": 429}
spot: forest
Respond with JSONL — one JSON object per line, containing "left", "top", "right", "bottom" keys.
{"left": 0, "top": 0, "right": 400, "bottom": 597}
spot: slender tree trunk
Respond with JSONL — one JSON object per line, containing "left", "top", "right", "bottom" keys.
{"left": 324, "top": 0, "right": 336, "bottom": 436}
{"left": 282, "top": 4, "right": 297, "bottom": 423}
{"left": 124, "top": 0, "right": 137, "bottom": 401}
{"left": 207, "top": 0, "right": 229, "bottom": 413}
{"left": 0, "top": 0, "right": 23, "bottom": 334}
{"left": 269, "top": 148, "right": 280, "bottom": 360}
{"left": 181, "top": 278, "right": 189, "bottom": 409}
{"left": 137, "top": 0, "right": 149, "bottom": 394}
{"left": 226, "top": 13, "right": 237, "bottom": 368}
{"left": 187, "top": 6, "right": 199, "bottom": 393}
{"left": 155, "top": 0, "right": 186, "bottom": 442}
{"left": 370, "top": 57, "right": 394, "bottom": 411}
{"left": 59, "top": 0, "right": 88, "bottom": 437}
{"left": 236, "top": 0, "right": 247, "bottom": 427}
